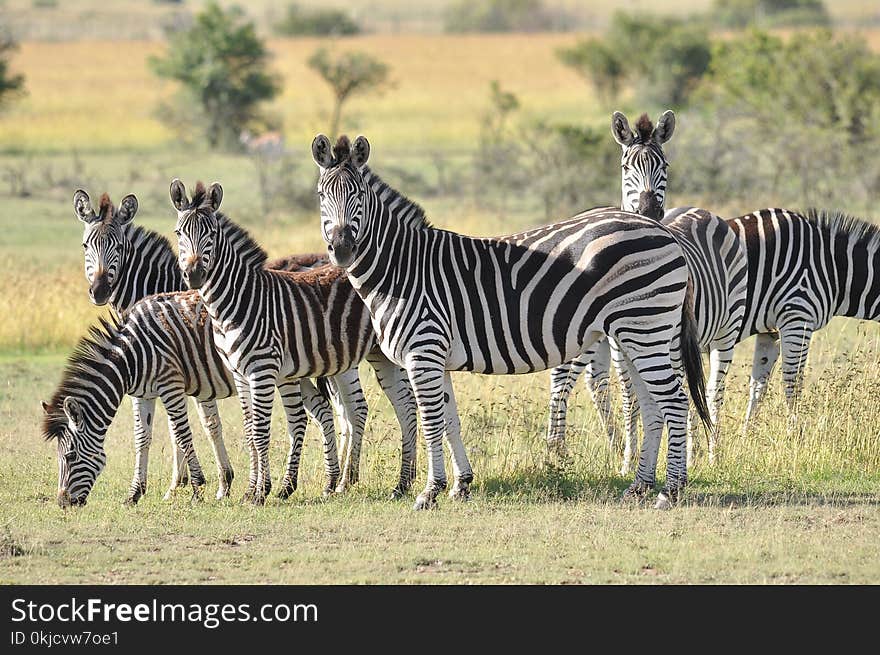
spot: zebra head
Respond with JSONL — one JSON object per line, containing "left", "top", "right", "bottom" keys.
{"left": 170, "top": 179, "right": 223, "bottom": 289}
{"left": 41, "top": 396, "right": 107, "bottom": 508}
{"left": 72, "top": 189, "right": 139, "bottom": 305}
{"left": 611, "top": 110, "right": 675, "bottom": 220}
{"left": 311, "top": 134, "right": 371, "bottom": 268}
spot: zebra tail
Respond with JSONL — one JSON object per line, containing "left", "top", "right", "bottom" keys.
{"left": 680, "top": 278, "right": 712, "bottom": 431}
{"left": 315, "top": 377, "right": 332, "bottom": 401}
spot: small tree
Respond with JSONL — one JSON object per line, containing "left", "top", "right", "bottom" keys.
{"left": 557, "top": 39, "right": 624, "bottom": 107}
{"left": 149, "top": 2, "right": 280, "bottom": 149}
{"left": 0, "top": 31, "right": 25, "bottom": 110}
{"left": 307, "top": 48, "right": 390, "bottom": 138}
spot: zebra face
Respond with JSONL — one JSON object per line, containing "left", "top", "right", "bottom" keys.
{"left": 73, "top": 190, "right": 139, "bottom": 306}
{"left": 611, "top": 111, "right": 675, "bottom": 221}
{"left": 52, "top": 397, "right": 106, "bottom": 508}
{"left": 312, "top": 134, "right": 371, "bottom": 268}
{"left": 170, "top": 180, "right": 223, "bottom": 289}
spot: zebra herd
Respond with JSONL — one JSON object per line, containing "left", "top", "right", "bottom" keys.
{"left": 41, "top": 110, "right": 880, "bottom": 511}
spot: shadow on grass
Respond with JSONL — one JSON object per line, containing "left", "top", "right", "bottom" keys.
{"left": 478, "top": 461, "right": 629, "bottom": 503}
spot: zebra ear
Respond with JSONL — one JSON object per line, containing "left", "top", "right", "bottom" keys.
{"left": 611, "top": 111, "right": 634, "bottom": 147}
{"left": 207, "top": 183, "right": 223, "bottom": 212}
{"left": 73, "top": 189, "right": 96, "bottom": 223}
{"left": 115, "top": 194, "right": 139, "bottom": 226}
{"left": 350, "top": 135, "right": 371, "bottom": 169}
{"left": 41, "top": 400, "right": 51, "bottom": 415}
{"left": 62, "top": 397, "right": 84, "bottom": 432}
{"left": 312, "top": 134, "right": 333, "bottom": 169}
{"left": 653, "top": 110, "right": 675, "bottom": 145}
{"left": 170, "top": 178, "right": 189, "bottom": 212}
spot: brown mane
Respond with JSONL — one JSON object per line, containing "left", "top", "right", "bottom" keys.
{"left": 635, "top": 113, "right": 654, "bottom": 142}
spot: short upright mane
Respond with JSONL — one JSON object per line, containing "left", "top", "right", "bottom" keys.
{"left": 363, "top": 167, "right": 432, "bottom": 231}
{"left": 41, "top": 316, "right": 123, "bottom": 441}
{"left": 217, "top": 214, "right": 268, "bottom": 268}
{"left": 804, "top": 208, "right": 880, "bottom": 248}
{"left": 635, "top": 113, "right": 654, "bottom": 143}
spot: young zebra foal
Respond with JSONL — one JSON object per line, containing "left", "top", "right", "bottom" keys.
{"left": 72, "top": 190, "right": 345, "bottom": 502}
{"left": 312, "top": 134, "right": 710, "bottom": 510}
{"left": 171, "top": 179, "right": 418, "bottom": 504}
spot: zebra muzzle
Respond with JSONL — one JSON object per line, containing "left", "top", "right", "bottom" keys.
{"left": 89, "top": 274, "right": 111, "bottom": 305}
{"left": 184, "top": 260, "right": 206, "bottom": 289}
{"left": 328, "top": 227, "right": 356, "bottom": 267}
{"left": 637, "top": 191, "right": 663, "bottom": 220}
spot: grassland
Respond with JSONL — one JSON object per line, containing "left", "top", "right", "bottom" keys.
{"left": 2, "top": 27, "right": 880, "bottom": 584}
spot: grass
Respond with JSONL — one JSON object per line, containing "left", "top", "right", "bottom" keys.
{"left": 2, "top": 320, "right": 880, "bottom": 584}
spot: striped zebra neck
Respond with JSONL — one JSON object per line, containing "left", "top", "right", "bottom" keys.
{"left": 198, "top": 214, "right": 268, "bottom": 319}
{"left": 111, "top": 224, "right": 185, "bottom": 314}
{"left": 42, "top": 317, "right": 130, "bottom": 446}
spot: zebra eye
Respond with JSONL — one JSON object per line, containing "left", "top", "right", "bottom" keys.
{"left": 174, "top": 229, "right": 181, "bottom": 237}
{"left": 82, "top": 243, "right": 87, "bottom": 250}
{"left": 64, "top": 451, "right": 77, "bottom": 464}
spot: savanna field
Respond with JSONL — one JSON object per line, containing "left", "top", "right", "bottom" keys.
{"left": 2, "top": 0, "right": 880, "bottom": 584}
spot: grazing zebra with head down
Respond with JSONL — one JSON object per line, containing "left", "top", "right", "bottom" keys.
{"left": 72, "top": 190, "right": 376, "bottom": 502}
{"left": 170, "top": 179, "right": 418, "bottom": 504}
{"left": 40, "top": 294, "right": 346, "bottom": 507}
{"left": 311, "top": 134, "right": 710, "bottom": 510}
{"left": 728, "top": 207, "right": 880, "bottom": 428}
{"left": 547, "top": 111, "right": 748, "bottom": 469}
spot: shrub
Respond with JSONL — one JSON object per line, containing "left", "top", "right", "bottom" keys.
{"left": 444, "top": 0, "right": 569, "bottom": 33}
{"left": 274, "top": 3, "right": 360, "bottom": 36}
{"left": 711, "top": 0, "right": 831, "bottom": 29}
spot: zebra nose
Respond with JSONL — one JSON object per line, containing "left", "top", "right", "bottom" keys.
{"left": 637, "top": 191, "right": 663, "bottom": 220}
{"left": 328, "top": 226, "right": 356, "bottom": 267}
{"left": 57, "top": 489, "right": 72, "bottom": 509}
{"left": 89, "top": 273, "right": 111, "bottom": 305}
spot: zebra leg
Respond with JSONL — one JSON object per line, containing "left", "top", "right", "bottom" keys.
{"left": 778, "top": 322, "right": 814, "bottom": 434}
{"left": 444, "top": 373, "right": 474, "bottom": 501}
{"left": 194, "top": 399, "right": 234, "bottom": 500}
{"left": 612, "top": 339, "right": 641, "bottom": 476}
{"left": 619, "top": 355, "right": 663, "bottom": 501}
{"left": 276, "top": 380, "right": 308, "bottom": 499}
{"left": 300, "top": 378, "right": 341, "bottom": 496}
{"left": 742, "top": 332, "right": 780, "bottom": 433}
{"left": 367, "top": 350, "right": 419, "bottom": 499}
{"left": 126, "top": 396, "right": 155, "bottom": 505}
{"left": 246, "top": 376, "right": 277, "bottom": 505}
{"left": 161, "top": 391, "right": 206, "bottom": 503}
{"left": 547, "top": 359, "right": 584, "bottom": 456}
{"left": 407, "top": 360, "right": 450, "bottom": 511}
{"left": 584, "top": 339, "right": 619, "bottom": 449}
{"left": 330, "top": 368, "right": 368, "bottom": 494}
{"left": 703, "top": 345, "right": 734, "bottom": 465}
{"left": 232, "top": 373, "right": 259, "bottom": 503}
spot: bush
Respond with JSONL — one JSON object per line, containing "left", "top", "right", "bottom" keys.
{"left": 149, "top": 2, "right": 280, "bottom": 150}
{"left": 0, "top": 30, "right": 24, "bottom": 110}
{"left": 557, "top": 39, "right": 624, "bottom": 107}
{"left": 274, "top": 3, "right": 360, "bottom": 36}
{"left": 711, "top": 0, "right": 831, "bottom": 29}
{"left": 444, "top": 0, "right": 570, "bottom": 33}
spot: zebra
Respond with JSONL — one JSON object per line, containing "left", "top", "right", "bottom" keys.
{"left": 72, "top": 190, "right": 401, "bottom": 502}
{"left": 170, "top": 179, "right": 419, "bottom": 504}
{"left": 311, "top": 134, "right": 710, "bottom": 510}
{"left": 547, "top": 111, "right": 748, "bottom": 469}
{"left": 40, "top": 295, "right": 346, "bottom": 507}
{"left": 727, "top": 208, "right": 880, "bottom": 429}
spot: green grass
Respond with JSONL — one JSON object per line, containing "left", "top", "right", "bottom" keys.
{"left": 3, "top": 326, "right": 880, "bottom": 584}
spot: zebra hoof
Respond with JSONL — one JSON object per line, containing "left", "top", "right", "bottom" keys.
{"left": 413, "top": 492, "right": 438, "bottom": 511}
{"left": 622, "top": 480, "right": 652, "bottom": 502}
{"left": 448, "top": 481, "right": 471, "bottom": 501}
{"left": 654, "top": 487, "right": 681, "bottom": 510}
{"left": 162, "top": 488, "right": 175, "bottom": 502}
{"left": 334, "top": 482, "right": 349, "bottom": 495}
{"left": 276, "top": 479, "right": 296, "bottom": 500}
{"left": 390, "top": 485, "right": 410, "bottom": 501}
{"left": 123, "top": 495, "right": 140, "bottom": 507}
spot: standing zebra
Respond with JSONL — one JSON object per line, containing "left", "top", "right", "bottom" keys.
{"left": 311, "top": 134, "right": 710, "bottom": 510}
{"left": 170, "top": 179, "right": 418, "bottom": 504}
{"left": 72, "top": 190, "right": 400, "bottom": 501}
{"left": 728, "top": 208, "right": 880, "bottom": 429}
{"left": 547, "top": 111, "right": 748, "bottom": 469}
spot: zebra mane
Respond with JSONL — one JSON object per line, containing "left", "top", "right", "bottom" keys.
{"left": 41, "top": 315, "right": 123, "bottom": 442}
{"left": 635, "top": 113, "right": 654, "bottom": 143}
{"left": 98, "top": 193, "right": 114, "bottom": 223}
{"left": 803, "top": 208, "right": 880, "bottom": 248}
{"left": 126, "top": 223, "right": 175, "bottom": 258}
{"left": 217, "top": 213, "right": 269, "bottom": 268}
{"left": 362, "top": 167, "right": 432, "bottom": 231}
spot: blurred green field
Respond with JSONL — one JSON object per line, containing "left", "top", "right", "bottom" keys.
{"left": 2, "top": 15, "right": 880, "bottom": 584}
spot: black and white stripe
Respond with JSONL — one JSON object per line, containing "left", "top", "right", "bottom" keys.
{"left": 546, "top": 111, "right": 748, "bottom": 470}
{"left": 171, "top": 179, "right": 418, "bottom": 504}
{"left": 311, "top": 134, "right": 711, "bottom": 510}
{"left": 728, "top": 208, "right": 880, "bottom": 427}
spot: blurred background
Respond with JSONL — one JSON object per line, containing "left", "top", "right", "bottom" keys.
{"left": 1, "top": 0, "right": 879, "bottom": 353}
